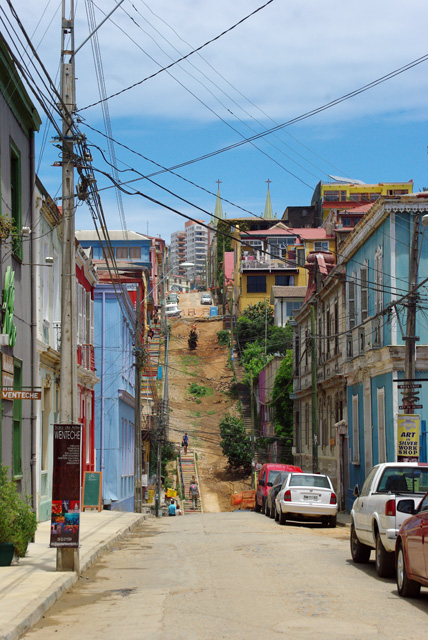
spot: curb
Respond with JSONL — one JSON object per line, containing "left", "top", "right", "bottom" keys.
{"left": 1, "top": 513, "right": 149, "bottom": 640}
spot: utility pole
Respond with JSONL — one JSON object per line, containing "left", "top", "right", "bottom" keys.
{"left": 403, "top": 213, "right": 420, "bottom": 414}
{"left": 310, "top": 304, "right": 319, "bottom": 472}
{"left": 134, "top": 286, "right": 142, "bottom": 512}
{"left": 57, "top": 0, "right": 79, "bottom": 573}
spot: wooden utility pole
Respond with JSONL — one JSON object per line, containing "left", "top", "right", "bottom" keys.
{"left": 310, "top": 304, "right": 319, "bottom": 472}
{"left": 58, "top": 0, "right": 79, "bottom": 573}
{"left": 403, "top": 213, "right": 420, "bottom": 413}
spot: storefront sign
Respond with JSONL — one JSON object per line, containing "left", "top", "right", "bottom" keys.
{"left": 397, "top": 414, "right": 420, "bottom": 462}
{"left": 1, "top": 389, "right": 41, "bottom": 400}
{"left": 49, "top": 424, "right": 82, "bottom": 548}
{"left": 1, "top": 372, "right": 13, "bottom": 389}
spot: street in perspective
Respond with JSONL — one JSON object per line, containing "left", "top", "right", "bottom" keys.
{"left": 1, "top": 1, "right": 428, "bottom": 639}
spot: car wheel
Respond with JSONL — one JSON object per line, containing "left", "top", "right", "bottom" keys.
{"left": 279, "top": 510, "right": 287, "bottom": 525}
{"left": 264, "top": 500, "right": 270, "bottom": 517}
{"left": 350, "top": 522, "right": 371, "bottom": 564}
{"left": 270, "top": 503, "right": 276, "bottom": 519}
{"left": 397, "top": 543, "right": 420, "bottom": 597}
{"left": 254, "top": 500, "right": 261, "bottom": 513}
{"left": 275, "top": 505, "right": 279, "bottom": 522}
{"left": 375, "top": 532, "right": 395, "bottom": 578}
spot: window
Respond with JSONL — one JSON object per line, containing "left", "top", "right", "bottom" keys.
{"left": 377, "top": 389, "right": 386, "bottom": 463}
{"left": 360, "top": 466, "right": 378, "bottom": 496}
{"left": 129, "top": 246, "right": 141, "bottom": 259}
{"left": 116, "top": 247, "right": 128, "bottom": 259}
{"left": 10, "top": 141, "right": 22, "bottom": 259}
{"left": 286, "top": 301, "right": 301, "bottom": 317}
{"left": 314, "top": 241, "right": 329, "bottom": 251}
{"left": 13, "top": 360, "right": 23, "bottom": 477}
{"left": 360, "top": 264, "right": 368, "bottom": 322}
{"left": 374, "top": 247, "right": 383, "bottom": 346}
{"left": 324, "top": 191, "right": 340, "bottom": 202}
{"left": 275, "top": 275, "right": 293, "bottom": 286}
{"left": 247, "top": 275, "right": 266, "bottom": 293}
{"left": 343, "top": 218, "right": 351, "bottom": 227}
{"left": 334, "top": 302, "right": 339, "bottom": 355}
{"left": 352, "top": 395, "right": 360, "bottom": 464}
{"left": 42, "top": 385, "right": 51, "bottom": 471}
{"left": 296, "top": 248, "right": 305, "bottom": 266}
{"left": 347, "top": 276, "right": 356, "bottom": 329}
{"left": 102, "top": 246, "right": 114, "bottom": 261}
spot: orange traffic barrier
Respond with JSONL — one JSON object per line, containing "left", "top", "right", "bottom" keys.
{"left": 231, "top": 492, "right": 243, "bottom": 506}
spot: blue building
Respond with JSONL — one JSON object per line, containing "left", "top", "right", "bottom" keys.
{"left": 342, "top": 194, "right": 428, "bottom": 508}
{"left": 76, "top": 230, "right": 152, "bottom": 511}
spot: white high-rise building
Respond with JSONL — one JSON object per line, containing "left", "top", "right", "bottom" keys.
{"left": 185, "top": 219, "right": 208, "bottom": 284}
{"left": 170, "top": 230, "right": 186, "bottom": 275}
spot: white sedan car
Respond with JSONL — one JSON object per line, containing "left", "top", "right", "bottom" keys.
{"left": 275, "top": 472, "right": 338, "bottom": 528}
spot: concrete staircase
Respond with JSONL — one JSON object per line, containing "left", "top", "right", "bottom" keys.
{"left": 179, "top": 451, "right": 203, "bottom": 514}
{"left": 141, "top": 329, "right": 161, "bottom": 403}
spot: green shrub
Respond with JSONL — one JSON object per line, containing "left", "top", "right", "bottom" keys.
{"left": 217, "top": 329, "right": 230, "bottom": 346}
{"left": 188, "top": 382, "right": 208, "bottom": 397}
{"left": 0, "top": 466, "right": 37, "bottom": 557}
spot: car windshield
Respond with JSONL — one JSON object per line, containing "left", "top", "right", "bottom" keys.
{"left": 377, "top": 467, "right": 428, "bottom": 494}
{"left": 289, "top": 474, "right": 330, "bottom": 489}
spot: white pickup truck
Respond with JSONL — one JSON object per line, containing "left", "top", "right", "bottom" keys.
{"left": 350, "top": 462, "right": 428, "bottom": 577}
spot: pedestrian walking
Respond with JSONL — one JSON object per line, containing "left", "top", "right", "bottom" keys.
{"left": 182, "top": 432, "right": 189, "bottom": 454}
{"left": 189, "top": 479, "right": 199, "bottom": 510}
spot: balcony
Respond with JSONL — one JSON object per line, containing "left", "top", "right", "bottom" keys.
{"left": 241, "top": 258, "right": 298, "bottom": 272}
{"left": 77, "top": 344, "right": 96, "bottom": 372}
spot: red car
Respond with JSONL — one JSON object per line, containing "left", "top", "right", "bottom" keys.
{"left": 396, "top": 491, "right": 428, "bottom": 597}
{"left": 254, "top": 463, "right": 302, "bottom": 513}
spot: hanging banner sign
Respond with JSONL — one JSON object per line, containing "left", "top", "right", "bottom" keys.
{"left": 49, "top": 424, "right": 82, "bottom": 548}
{"left": 397, "top": 414, "right": 420, "bottom": 462}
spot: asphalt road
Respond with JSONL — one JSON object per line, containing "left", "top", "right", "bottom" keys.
{"left": 24, "top": 512, "right": 428, "bottom": 640}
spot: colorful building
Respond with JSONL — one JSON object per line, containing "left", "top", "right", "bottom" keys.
{"left": 312, "top": 178, "right": 413, "bottom": 223}
{"left": 231, "top": 222, "right": 335, "bottom": 314}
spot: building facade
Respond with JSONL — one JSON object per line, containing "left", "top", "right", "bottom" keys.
{"left": 0, "top": 35, "right": 41, "bottom": 506}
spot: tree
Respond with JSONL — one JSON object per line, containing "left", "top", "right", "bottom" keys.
{"left": 271, "top": 351, "right": 294, "bottom": 446}
{"left": 219, "top": 414, "right": 252, "bottom": 471}
{"left": 241, "top": 342, "right": 273, "bottom": 384}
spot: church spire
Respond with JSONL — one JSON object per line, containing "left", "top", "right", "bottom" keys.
{"left": 264, "top": 179, "right": 273, "bottom": 219}
{"left": 213, "top": 179, "right": 224, "bottom": 226}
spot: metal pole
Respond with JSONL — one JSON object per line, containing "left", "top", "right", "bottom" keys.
{"left": 311, "top": 304, "right": 319, "bottom": 473}
{"left": 58, "top": 0, "right": 79, "bottom": 572}
{"left": 134, "top": 286, "right": 142, "bottom": 513}
{"left": 250, "top": 370, "right": 256, "bottom": 487}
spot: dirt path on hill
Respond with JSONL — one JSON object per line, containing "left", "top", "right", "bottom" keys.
{"left": 168, "top": 309, "right": 252, "bottom": 511}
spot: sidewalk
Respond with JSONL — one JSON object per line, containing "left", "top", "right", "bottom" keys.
{"left": 0, "top": 510, "right": 150, "bottom": 640}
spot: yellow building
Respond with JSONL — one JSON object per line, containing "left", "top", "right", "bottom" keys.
{"left": 232, "top": 222, "right": 335, "bottom": 314}
{"left": 312, "top": 178, "right": 413, "bottom": 222}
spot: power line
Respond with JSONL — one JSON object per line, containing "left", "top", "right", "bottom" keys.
{"left": 78, "top": 0, "right": 277, "bottom": 112}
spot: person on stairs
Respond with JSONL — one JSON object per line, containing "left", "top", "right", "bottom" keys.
{"left": 182, "top": 432, "right": 189, "bottom": 454}
{"left": 168, "top": 500, "right": 177, "bottom": 516}
{"left": 189, "top": 479, "right": 199, "bottom": 510}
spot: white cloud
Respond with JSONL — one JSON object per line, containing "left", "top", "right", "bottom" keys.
{"left": 6, "top": 0, "right": 428, "bottom": 126}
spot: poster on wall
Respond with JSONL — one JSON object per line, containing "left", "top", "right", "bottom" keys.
{"left": 397, "top": 414, "right": 420, "bottom": 462}
{"left": 49, "top": 424, "right": 82, "bottom": 548}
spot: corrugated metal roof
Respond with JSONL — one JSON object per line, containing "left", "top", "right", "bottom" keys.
{"left": 270, "top": 286, "right": 307, "bottom": 299}
{"left": 76, "top": 230, "right": 150, "bottom": 241}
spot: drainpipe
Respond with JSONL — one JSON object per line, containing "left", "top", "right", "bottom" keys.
{"left": 30, "top": 132, "right": 38, "bottom": 513}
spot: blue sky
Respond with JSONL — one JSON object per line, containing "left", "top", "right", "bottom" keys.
{"left": 4, "top": 0, "right": 428, "bottom": 241}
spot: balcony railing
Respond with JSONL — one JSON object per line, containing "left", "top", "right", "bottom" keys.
{"left": 77, "top": 344, "right": 96, "bottom": 372}
{"left": 241, "top": 258, "right": 298, "bottom": 272}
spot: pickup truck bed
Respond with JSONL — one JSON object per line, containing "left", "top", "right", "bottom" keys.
{"left": 350, "top": 462, "right": 428, "bottom": 577}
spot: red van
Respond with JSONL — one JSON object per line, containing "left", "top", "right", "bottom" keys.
{"left": 255, "top": 463, "right": 302, "bottom": 512}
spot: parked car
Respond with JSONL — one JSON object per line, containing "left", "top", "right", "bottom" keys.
{"left": 396, "top": 491, "right": 428, "bottom": 597}
{"left": 255, "top": 463, "right": 302, "bottom": 513}
{"left": 265, "top": 471, "right": 294, "bottom": 519}
{"left": 165, "top": 303, "right": 181, "bottom": 318}
{"left": 167, "top": 292, "right": 179, "bottom": 304}
{"left": 170, "top": 285, "right": 181, "bottom": 293}
{"left": 350, "top": 462, "right": 428, "bottom": 577}
{"left": 275, "top": 472, "right": 338, "bottom": 527}
{"left": 200, "top": 293, "right": 212, "bottom": 305}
